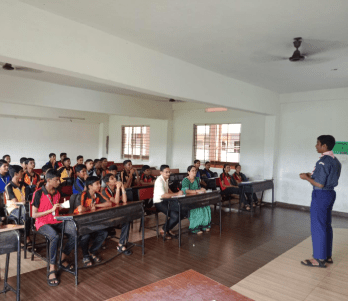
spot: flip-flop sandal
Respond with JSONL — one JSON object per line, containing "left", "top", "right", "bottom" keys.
{"left": 160, "top": 231, "right": 172, "bottom": 240}
{"left": 325, "top": 257, "right": 333, "bottom": 264}
{"left": 60, "top": 259, "right": 75, "bottom": 271}
{"left": 301, "top": 259, "right": 326, "bottom": 268}
{"left": 117, "top": 245, "right": 133, "bottom": 256}
{"left": 83, "top": 256, "right": 93, "bottom": 267}
{"left": 47, "top": 271, "right": 60, "bottom": 287}
{"left": 90, "top": 254, "right": 102, "bottom": 263}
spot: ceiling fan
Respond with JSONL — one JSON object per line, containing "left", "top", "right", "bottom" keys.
{"left": 0, "top": 62, "right": 43, "bottom": 73}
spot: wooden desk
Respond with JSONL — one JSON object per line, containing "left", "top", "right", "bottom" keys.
{"left": 0, "top": 225, "right": 23, "bottom": 301}
{"left": 162, "top": 191, "right": 222, "bottom": 247}
{"left": 55, "top": 201, "right": 144, "bottom": 285}
{"left": 239, "top": 179, "right": 274, "bottom": 212}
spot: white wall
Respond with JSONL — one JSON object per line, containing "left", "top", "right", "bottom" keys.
{"left": 171, "top": 104, "right": 267, "bottom": 180}
{"left": 108, "top": 116, "right": 170, "bottom": 168}
{"left": 278, "top": 91, "right": 348, "bottom": 213}
{"left": 0, "top": 117, "right": 100, "bottom": 167}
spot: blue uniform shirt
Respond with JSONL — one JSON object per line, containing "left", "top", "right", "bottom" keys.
{"left": 0, "top": 173, "right": 11, "bottom": 193}
{"left": 73, "top": 177, "right": 85, "bottom": 194}
{"left": 312, "top": 155, "right": 341, "bottom": 190}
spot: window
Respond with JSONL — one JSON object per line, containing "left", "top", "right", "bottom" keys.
{"left": 122, "top": 126, "right": 150, "bottom": 160}
{"left": 193, "top": 124, "right": 241, "bottom": 165}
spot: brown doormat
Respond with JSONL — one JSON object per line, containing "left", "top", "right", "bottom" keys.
{"left": 108, "top": 269, "right": 253, "bottom": 301}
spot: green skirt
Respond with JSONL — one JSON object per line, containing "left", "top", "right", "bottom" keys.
{"left": 188, "top": 206, "right": 211, "bottom": 233}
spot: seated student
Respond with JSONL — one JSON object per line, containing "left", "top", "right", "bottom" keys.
{"left": 46, "top": 153, "right": 59, "bottom": 170}
{"left": 57, "top": 153, "right": 67, "bottom": 168}
{"left": 31, "top": 169, "right": 76, "bottom": 286}
{"left": 5, "top": 165, "right": 31, "bottom": 245}
{"left": 2, "top": 154, "right": 11, "bottom": 165}
{"left": 74, "top": 176, "right": 111, "bottom": 266}
{"left": 85, "top": 159, "right": 97, "bottom": 177}
{"left": 19, "top": 157, "right": 27, "bottom": 173}
{"left": 93, "top": 159, "right": 102, "bottom": 178}
{"left": 194, "top": 160, "right": 207, "bottom": 188}
{"left": 140, "top": 165, "right": 155, "bottom": 185}
{"left": 100, "top": 157, "right": 108, "bottom": 178}
{"left": 181, "top": 165, "right": 211, "bottom": 234}
{"left": 101, "top": 174, "right": 132, "bottom": 255}
{"left": 36, "top": 165, "right": 51, "bottom": 190}
{"left": 73, "top": 155, "right": 84, "bottom": 176}
{"left": 120, "top": 160, "right": 140, "bottom": 188}
{"left": 101, "top": 164, "right": 118, "bottom": 188}
{"left": 73, "top": 164, "right": 87, "bottom": 194}
{"left": 58, "top": 157, "right": 74, "bottom": 185}
{"left": 201, "top": 161, "right": 217, "bottom": 179}
{"left": 220, "top": 164, "right": 250, "bottom": 211}
{"left": 153, "top": 164, "right": 185, "bottom": 240}
{"left": 232, "top": 164, "right": 259, "bottom": 206}
{"left": 23, "top": 158, "right": 40, "bottom": 195}
{"left": 0, "top": 160, "right": 11, "bottom": 225}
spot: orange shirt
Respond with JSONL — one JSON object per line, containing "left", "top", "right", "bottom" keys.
{"left": 73, "top": 191, "right": 107, "bottom": 214}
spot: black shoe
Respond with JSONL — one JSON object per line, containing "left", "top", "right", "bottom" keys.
{"left": 117, "top": 245, "right": 133, "bottom": 256}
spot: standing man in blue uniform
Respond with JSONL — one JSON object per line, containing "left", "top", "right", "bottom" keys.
{"left": 300, "top": 135, "right": 341, "bottom": 268}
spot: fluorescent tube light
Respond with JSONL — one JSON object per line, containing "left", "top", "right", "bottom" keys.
{"left": 205, "top": 108, "right": 228, "bottom": 113}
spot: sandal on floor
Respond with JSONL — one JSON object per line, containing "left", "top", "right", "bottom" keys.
{"left": 60, "top": 259, "right": 75, "bottom": 272}
{"left": 242, "top": 205, "right": 251, "bottom": 211}
{"left": 90, "top": 253, "right": 102, "bottom": 263}
{"left": 47, "top": 271, "right": 60, "bottom": 287}
{"left": 325, "top": 257, "right": 333, "bottom": 264}
{"left": 301, "top": 258, "right": 326, "bottom": 268}
{"left": 160, "top": 231, "right": 172, "bottom": 240}
{"left": 83, "top": 256, "right": 93, "bottom": 267}
{"left": 204, "top": 228, "right": 211, "bottom": 232}
{"left": 117, "top": 245, "right": 133, "bottom": 256}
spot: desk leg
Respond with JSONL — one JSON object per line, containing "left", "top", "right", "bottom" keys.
{"left": 58, "top": 221, "right": 65, "bottom": 268}
{"left": 74, "top": 229, "right": 78, "bottom": 286}
{"left": 164, "top": 202, "right": 170, "bottom": 242}
{"left": 16, "top": 233, "right": 21, "bottom": 301}
{"left": 250, "top": 188, "right": 254, "bottom": 213}
{"left": 272, "top": 185, "right": 275, "bottom": 207}
{"left": 219, "top": 200, "right": 222, "bottom": 235}
{"left": 3, "top": 253, "right": 10, "bottom": 292}
{"left": 178, "top": 202, "right": 181, "bottom": 248}
{"left": 142, "top": 212, "right": 145, "bottom": 255}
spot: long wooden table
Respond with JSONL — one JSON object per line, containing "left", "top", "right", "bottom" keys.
{"left": 0, "top": 224, "right": 23, "bottom": 301}
{"left": 238, "top": 179, "right": 274, "bottom": 212}
{"left": 55, "top": 201, "right": 145, "bottom": 285}
{"left": 161, "top": 190, "right": 222, "bottom": 247}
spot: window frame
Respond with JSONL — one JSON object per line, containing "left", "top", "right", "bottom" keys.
{"left": 121, "top": 125, "right": 150, "bottom": 161}
{"left": 193, "top": 123, "right": 241, "bottom": 167}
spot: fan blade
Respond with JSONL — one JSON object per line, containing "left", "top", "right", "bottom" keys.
{"left": 251, "top": 53, "right": 288, "bottom": 63}
{"left": 301, "top": 39, "right": 348, "bottom": 56}
{"left": 14, "top": 67, "right": 43, "bottom": 73}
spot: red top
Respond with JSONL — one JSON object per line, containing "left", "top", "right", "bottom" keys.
{"left": 140, "top": 174, "right": 154, "bottom": 185}
{"left": 233, "top": 173, "right": 243, "bottom": 183}
{"left": 57, "top": 161, "right": 63, "bottom": 167}
{"left": 220, "top": 173, "right": 232, "bottom": 191}
{"left": 31, "top": 187, "right": 61, "bottom": 230}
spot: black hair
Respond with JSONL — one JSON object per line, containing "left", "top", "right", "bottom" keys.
{"left": 142, "top": 165, "right": 150, "bottom": 172}
{"left": 187, "top": 165, "right": 196, "bottom": 172}
{"left": 317, "top": 135, "right": 336, "bottom": 151}
{"left": 205, "top": 161, "right": 210, "bottom": 165}
{"left": 234, "top": 163, "right": 241, "bottom": 169}
{"left": 194, "top": 160, "right": 200, "bottom": 164}
{"left": 75, "top": 164, "right": 87, "bottom": 174}
{"left": 20, "top": 157, "right": 27, "bottom": 164}
{"left": 49, "top": 153, "right": 56, "bottom": 158}
{"left": 25, "top": 158, "right": 35, "bottom": 165}
{"left": 94, "top": 159, "right": 100, "bottom": 164}
{"left": 160, "top": 164, "right": 170, "bottom": 172}
{"left": 62, "top": 157, "right": 70, "bottom": 163}
{"left": 85, "top": 176, "right": 100, "bottom": 190}
{"left": 108, "top": 164, "right": 117, "bottom": 171}
{"left": 220, "top": 163, "right": 230, "bottom": 180}
{"left": 9, "top": 165, "right": 23, "bottom": 178}
{"left": 0, "top": 160, "right": 7, "bottom": 168}
{"left": 2, "top": 155, "right": 10, "bottom": 160}
{"left": 45, "top": 169, "right": 60, "bottom": 180}
{"left": 123, "top": 160, "right": 131, "bottom": 166}
{"left": 77, "top": 155, "right": 83, "bottom": 161}
{"left": 41, "top": 165, "right": 51, "bottom": 173}
{"left": 85, "top": 159, "right": 93, "bottom": 164}
{"left": 103, "top": 173, "right": 116, "bottom": 184}
{"left": 60, "top": 153, "right": 67, "bottom": 158}
{"left": 100, "top": 157, "right": 107, "bottom": 161}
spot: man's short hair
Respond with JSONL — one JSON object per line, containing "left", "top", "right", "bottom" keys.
{"left": 60, "top": 153, "right": 67, "bottom": 158}
{"left": 100, "top": 157, "right": 107, "bottom": 161}
{"left": 317, "top": 135, "right": 336, "bottom": 151}
{"left": 85, "top": 159, "right": 93, "bottom": 164}
{"left": 62, "top": 157, "right": 70, "bottom": 163}
{"left": 142, "top": 165, "right": 150, "bottom": 172}
{"left": 20, "top": 157, "right": 27, "bottom": 164}
{"left": 123, "top": 160, "right": 131, "bottom": 166}
{"left": 25, "top": 158, "right": 35, "bottom": 165}
{"left": 2, "top": 155, "right": 10, "bottom": 160}
{"left": 194, "top": 160, "right": 200, "bottom": 164}
{"left": 205, "top": 161, "right": 210, "bottom": 165}
{"left": 77, "top": 155, "right": 83, "bottom": 161}
{"left": 46, "top": 169, "right": 60, "bottom": 180}
{"left": 9, "top": 165, "right": 23, "bottom": 178}
{"left": 94, "top": 159, "right": 100, "bottom": 164}
{"left": 102, "top": 173, "right": 115, "bottom": 184}
{"left": 75, "top": 164, "right": 87, "bottom": 174}
{"left": 85, "top": 176, "right": 100, "bottom": 189}
{"left": 41, "top": 165, "right": 51, "bottom": 173}
{"left": 49, "top": 153, "right": 56, "bottom": 158}
{"left": 108, "top": 164, "right": 117, "bottom": 171}
{"left": 0, "top": 160, "right": 7, "bottom": 168}
{"left": 160, "top": 164, "right": 170, "bottom": 172}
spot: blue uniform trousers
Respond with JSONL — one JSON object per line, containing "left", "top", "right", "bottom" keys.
{"left": 311, "top": 189, "right": 336, "bottom": 259}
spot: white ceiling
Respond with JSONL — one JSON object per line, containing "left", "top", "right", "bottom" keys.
{"left": 18, "top": 0, "right": 348, "bottom": 93}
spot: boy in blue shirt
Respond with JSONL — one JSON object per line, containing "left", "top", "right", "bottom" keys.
{"left": 300, "top": 135, "right": 341, "bottom": 268}
{"left": 0, "top": 159, "right": 11, "bottom": 224}
{"left": 73, "top": 164, "right": 87, "bottom": 194}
